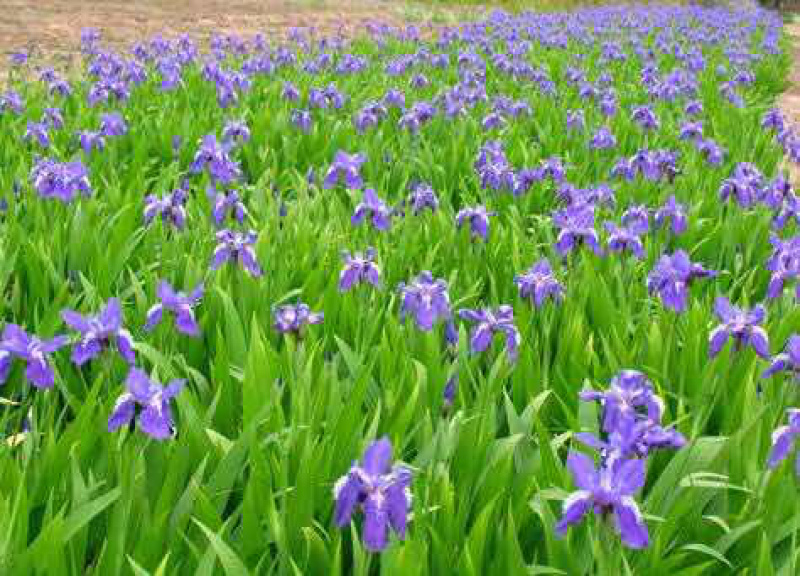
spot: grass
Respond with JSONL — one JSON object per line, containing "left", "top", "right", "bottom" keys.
{"left": 0, "top": 3, "right": 799, "bottom": 575}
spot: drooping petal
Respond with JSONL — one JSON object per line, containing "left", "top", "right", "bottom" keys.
{"left": 175, "top": 310, "right": 200, "bottom": 336}
{"left": 139, "top": 405, "right": 173, "bottom": 440}
{"left": 116, "top": 330, "right": 136, "bottom": 364}
{"left": 363, "top": 493, "right": 389, "bottom": 552}
{"left": 614, "top": 496, "right": 649, "bottom": 549}
{"left": 108, "top": 393, "right": 136, "bottom": 432}
{"left": 749, "top": 327, "right": 770, "bottom": 359}
{"left": 144, "top": 304, "right": 164, "bottom": 332}
{"left": 72, "top": 338, "right": 102, "bottom": 365}
{"left": 333, "top": 472, "right": 362, "bottom": 527}
{"left": 767, "top": 426, "right": 795, "bottom": 468}
{"left": 555, "top": 490, "right": 592, "bottom": 536}
{"left": 708, "top": 327, "right": 730, "bottom": 357}
{"left": 25, "top": 357, "right": 55, "bottom": 388}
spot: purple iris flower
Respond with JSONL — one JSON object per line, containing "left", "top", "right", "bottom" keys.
{"left": 761, "top": 176, "right": 792, "bottom": 211}
{"left": 765, "top": 234, "right": 800, "bottom": 300}
{"left": 291, "top": 108, "right": 312, "bottom": 133}
{"left": 709, "top": 297, "right": 770, "bottom": 358}
{"left": 654, "top": 195, "right": 687, "bottom": 235}
{"left": 212, "top": 190, "right": 247, "bottom": 226}
{"left": 631, "top": 106, "right": 659, "bottom": 131}
{"left": 0, "top": 90, "right": 24, "bottom": 115}
{"left": 679, "top": 121, "right": 703, "bottom": 141}
{"left": 211, "top": 229, "right": 263, "bottom": 277}
{"left": 61, "top": 298, "right": 136, "bottom": 366}
{"left": 576, "top": 411, "right": 685, "bottom": 463}
{"left": 580, "top": 370, "right": 664, "bottom": 434}
{"left": 222, "top": 119, "right": 250, "bottom": 147}
{"left": 590, "top": 127, "right": 616, "bottom": 149}
{"left": 647, "top": 250, "right": 716, "bottom": 312}
{"left": 443, "top": 374, "right": 458, "bottom": 409}
{"left": 9, "top": 52, "right": 28, "bottom": 66}
{"left": 456, "top": 205, "right": 494, "bottom": 241}
{"left": 407, "top": 182, "right": 438, "bottom": 215}
{"left": 398, "top": 271, "right": 454, "bottom": 337}
{"left": 556, "top": 453, "right": 649, "bottom": 549}
{"left": 145, "top": 281, "right": 204, "bottom": 336}
{"left": 108, "top": 368, "right": 184, "bottom": 440}
{"left": 719, "top": 163, "right": 764, "bottom": 208}
{"left": 31, "top": 158, "right": 92, "bottom": 202}
{"left": 352, "top": 189, "right": 392, "bottom": 231}
{"left": 339, "top": 248, "right": 381, "bottom": 291}
{"left": 684, "top": 100, "right": 703, "bottom": 116}
{"left": 762, "top": 109, "right": 785, "bottom": 133}
{"left": 383, "top": 89, "right": 405, "bottom": 110}
{"left": 766, "top": 408, "right": 800, "bottom": 476}
{"left": 282, "top": 81, "right": 300, "bottom": 101}
{"left": 334, "top": 437, "right": 412, "bottom": 552}
{"left": 324, "top": 151, "right": 366, "bottom": 190}
{"left": 553, "top": 204, "right": 602, "bottom": 256}
{"left": 78, "top": 130, "right": 106, "bottom": 155}
{"left": 100, "top": 112, "right": 127, "bottom": 137}
{"left": 566, "top": 109, "right": 585, "bottom": 132}
{"left": 458, "top": 306, "right": 520, "bottom": 361}
{"left": 697, "top": 139, "right": 725, "bottom": 166}
{"left": 604, "top": 213, "right": 648, "bottom": 259}
{"left": 24, "top": 121, "right": 51, "bottom": 148}
{"left": 0, "top": 325, "right": 68, "bottom": 388}
{"left": 190, "top": 134, "right": 241, "bottom": 184}
{"left": 514, "top": 259, "right": 564, "bottom": 308}
{"left": 144, "top": 188, "right": 188, "bottom": 230}
{"left": 762, "top": 334, "right": 800, "bottom": 381}
{"left": 272, "top": 302, "right": 323, "bottom": 335}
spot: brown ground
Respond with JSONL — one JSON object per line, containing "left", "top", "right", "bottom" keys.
{"left": 0, "top": 0, "right": 477, "bottom": 69}
{"left": 777, "top": 21, "right": 800, "bottom": 182}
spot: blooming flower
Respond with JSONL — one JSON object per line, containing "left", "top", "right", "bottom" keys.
{"left": 580, "top": 371, "right": 664, "bottom": 433}
{"left": 458, "top": 306, "right": 520, "bottom": 360}
{"left": 108, "top": 368, "right": 184, "bottom": 440}
{"left": 456, "top": 205, "right": 495, "bottom": 241}
{"left": 553, "top": 204, "right": 602, "bottom": 256}
{"left": 708, "top": 297, "right": 770, "bottom": 358}
{"left": 291, "top": 108, "right": 312, "bottom": 133}
{"left": 590, "top": 127, "right": 616, "bottom": 149}
{"left": 145, "top": 281, "right": 204, "bottom": 336}
{"left": 647, "top": 250, "right": 716, "bottom": 312}
{"left": 339, "top": 248, "right": 381, "bottom": 291}
{"left": 407, "top": 182, "right": 438, "bottom": 215}
{"left": 514, "top": 259, "right": 564, "bottom": 308}
{"left": 398, "top": 271, "right": 455, "bottom": 340}
{"left": 211, "top": 229, "right": 263, "bottom": 277}
{"left": 31, "top": 158, "right": 92, "bottom": 202}
{"left": 190, "top": 134, "right": 241, "bottom": 184}
{"left": 100, "top": 112, "right": 127, "bottom": 137}
{"left": 61, "top": 298, "right": 136, "bottom": 365}
{"left": 273, "top": 302, "right": 323, "bottom": 335}
{"left": 654, "top": 195, "right": 687, "bottom": 235}
{"left": 0, "top": 324, "right": 68, "bottom": 388}
{"left": 78, "top": 130, "right": 106, "bottom": 155}
{"left": 222, "top": 119, "right": 250, "bottom": 147}
{"left": 604, "top": 218, "right": 647, "bottom": 259}
{"left": 766, "top": 408, "right": 800, "bottom": 476}
{"left": 352, "top": 188, "right": 392, "bottom": 231}
{"left": 762, "top": 334, "right": 800, "bottom": 381}
{"left": 212, "top": 189, "right": 247, "bottom": 226}
{"left": 333, "top": 437, "right": 412, "bottom": 552}
{"left": 324, "top": 151, "right": 366, "bottom": 189}
{"left": 24, "top": 121, "right": 51, "bottom": 148}
{"left": 765, "top": 234, "right": 800, "bottom": 300}
{"left": 556, "top": 453, "right": 649, "bottom": 549}
{"left": 144, "top": 188, "right": 188, "bottom": 230}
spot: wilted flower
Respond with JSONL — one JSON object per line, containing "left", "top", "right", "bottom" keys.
{"left": 145, "top": 281, "right": 204, "bottom": 336}
{"left": 352, "top": 188, "right": 392, "bottom": 231}
{"left": 144, "top": 187, "right": 188, "bottom": 230}
{"left": 762, "top": 334, "right": 800, "bottom": 381}
{"left": 0, "top": 324, "right": 68, "bottom": 388}
{"left": 456, "top": 205, "right": 495, "bottom": 241}
{"left": 647, "top": 250, "right": 716, "bottom": 312}
{"left": 324, "top": 150, "right": 367, "bottom": 189}
{"left": 458, "top": 305, "right": 520, "bottom": 360}
{"left": 61, "top": 298, "right": 136, "bottom": 365}
{"left": 514, "top": 259, "right": 564, "bottom": 308}
{"left": 556, "top": 453, "right": 649, "bottom": 549}
{"left": 339, "top": 248, "right": 381, "bottom": 291}
{"left": 766, "top": 408, "right": 800, "bottom": 476}
{"left": 211, "top": 229, "right": 263, "bottom": 277}
{"left": 334, "top": 437, "right": 412, "bottom": 552}
{"left": 709, "top": 297, "right": 770, "bottom": 358}
{"left": 273, "top": 302, "right": 323, "bottom": 335}
{"left": 108, "top": 368, "right": 184, "bottom": 440}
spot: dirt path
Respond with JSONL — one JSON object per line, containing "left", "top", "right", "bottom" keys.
{"left": 778, "top": 21, "right": 800, "bottom": 182}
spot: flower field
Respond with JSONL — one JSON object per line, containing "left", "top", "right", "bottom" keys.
{"left": 1, "top": 4, "right": 799, "bottom": 574}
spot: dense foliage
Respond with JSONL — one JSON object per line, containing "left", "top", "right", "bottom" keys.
{"left": 0, "top": 4, "right": 798, "bottom": 575}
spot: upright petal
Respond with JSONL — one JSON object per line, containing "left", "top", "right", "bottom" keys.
{"left": 61, "top": 310, "right": 90, "bottom": 332}
{"left": 100, "top": 298, "right": 123, "bottom": 331}
{"left": 362, "top": 438, "right": 393, "bottom": 476}
{"left": 566, "top": 452, "right": 598, "bottom": 491}
{"left": 612, "top": 458, "right": 646, "bottom": 495}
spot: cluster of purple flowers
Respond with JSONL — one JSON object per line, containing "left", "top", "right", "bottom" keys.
{"left": 558, "top": 371, "right": 686, "bottom": 548}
